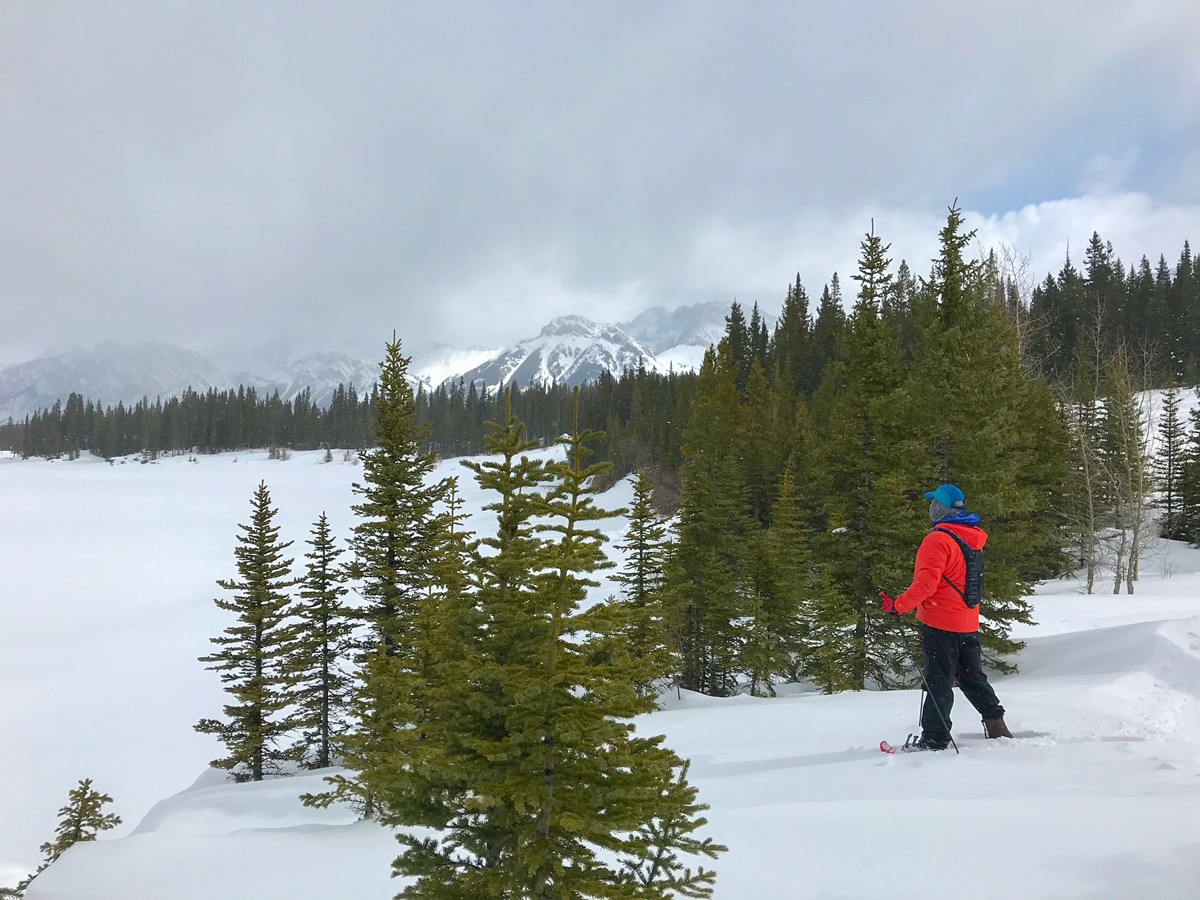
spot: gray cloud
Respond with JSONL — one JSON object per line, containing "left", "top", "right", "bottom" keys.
{"left": 2, "top": 0, "right": 1199, "bottom": 365}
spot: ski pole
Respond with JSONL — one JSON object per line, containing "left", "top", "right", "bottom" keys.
{"left": 893, "top": 620, "right": 959, "bottom": 754}
{"left": 879, "top": 590, "right": 959, "bottom": 754}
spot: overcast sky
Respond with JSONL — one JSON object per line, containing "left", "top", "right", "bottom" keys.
{"left": 2, "top": 1, "right": 1199, "bottom": 366}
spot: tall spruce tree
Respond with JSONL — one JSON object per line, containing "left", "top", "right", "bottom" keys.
{"left": 395, "top": 397, "right": 724, "bottom": 898}
{"left": 665, "top": 344, "right": 754, "bottom": 696}
{"left": 387, "top": 393, "right": 553, "bottom": 885}
{"left": 287, "top": 512, "right": 354, "bottom": 769}
{"left": 819, "top": 225, "right": 922, "bottom": 688}
{"left": 742, "top": 358, "right": 789, "bottom": 527}
{"left": 350, "top": 335, "right": 450, "bottom": 652}
{"left": 309, "top": 335, "right": 454, "bottom": 817}
{"left": 908, "top": 204, "right": 1069, "bottom": 666}
{"left": 768, "top": 464, "right": 853, "bottom": 693}
{"left": 770, "top": 274, "right": 811, "bottom": 397}
{"left": 740, "top": 544, "right": 783, "bottom": 698}
{"left": 723, "top": 301, "right": 753, "bottom": 394}
{"left": 195, "top": 480, "right": 300, "bottom": 781}
{"left": 1156, "top": 381, "right": 1186, "bottom": 539}
{"left": 806, "top": 278, "right": 846, "bottom": 396}
{"left": 613, "top": 469, "right": 675, "bottom": 692}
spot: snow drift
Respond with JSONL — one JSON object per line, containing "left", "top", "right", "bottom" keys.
{"left": 4, "top": 451, "right": 1200, "bottom": 899}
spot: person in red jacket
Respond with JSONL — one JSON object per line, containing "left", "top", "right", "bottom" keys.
{"left": 880, "top": 483, "right": 1012, "bottom": 750}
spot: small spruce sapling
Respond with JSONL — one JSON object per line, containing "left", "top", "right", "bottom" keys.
{"left": 39, "top": 778, "right": 122, "bottom": 864}
{"left": 11, "top": 779, "right": 122, "bottom": 896}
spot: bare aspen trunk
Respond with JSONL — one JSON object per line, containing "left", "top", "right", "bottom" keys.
{"left": 1111, "top": 526, "right": 1127, "bottom": 595}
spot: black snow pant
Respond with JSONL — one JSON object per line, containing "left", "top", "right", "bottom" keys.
{"left": 920, "top": 624, "right": 1005, "bottom": 743}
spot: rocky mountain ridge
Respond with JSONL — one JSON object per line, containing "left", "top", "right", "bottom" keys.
{"left": 0, "top": 302, "right": 731, "bottom": 421}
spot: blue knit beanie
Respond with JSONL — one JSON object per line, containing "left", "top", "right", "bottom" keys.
{"left": 925, "top": 483, "right": 966, "bottom": 522}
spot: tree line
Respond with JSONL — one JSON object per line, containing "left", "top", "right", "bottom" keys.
{"left": 0, "top": 362, "right": 702, "bottom": 479}
{"left": 3, "top": 232, "right": 1196, "bottom": 508}
{"left": 1030, "top": 234, "right": 1200, "bottom": 382}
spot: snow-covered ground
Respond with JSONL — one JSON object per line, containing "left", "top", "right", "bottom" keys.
{"left": 3, "top": 447, "right": 1200, "bottom": 899}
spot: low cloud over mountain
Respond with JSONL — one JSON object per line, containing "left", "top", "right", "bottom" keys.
{"left": 0, "top": 302, "right": 730, "bottom": 421}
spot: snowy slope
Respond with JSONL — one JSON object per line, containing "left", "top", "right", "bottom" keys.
{"left": 408, "top": 345, "right": 504, "bottom": 392}
{"left": 4, "top": 449, "right": 1200, "bottom": 898}
{"left": 619, "top": 301, "right": 731, "bottom": 356}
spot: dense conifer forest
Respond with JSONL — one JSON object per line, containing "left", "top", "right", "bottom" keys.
{"left": 4, "top": 227, "right": 1197, "bottom": 480}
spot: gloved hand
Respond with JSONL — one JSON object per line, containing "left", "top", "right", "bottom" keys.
{"left": 879, "top": 591, "right": 898, "bottom": 616}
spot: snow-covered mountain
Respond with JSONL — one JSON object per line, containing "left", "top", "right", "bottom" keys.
{"left": 0, "top": 303, "right": 731, "bottom": 419}
{"left": 407, "top": 344, "right": 504, "bottom": 393}
{"left": 0, "top": 342, "right": 231, "bottom": 422}
{"left": 0, "top": 344, "right": 381, "bottom": 422}
{"left": 618, "top": 300, "right": 754, "bottom": 374}
{"left": 449, "top": 315, "right": 666, "bottom": 390}
{"left": 618, "top": 300, "right": 729, "bottom": 355}
{"left": 230, "top": 352, "right": 380, "bottom": 409}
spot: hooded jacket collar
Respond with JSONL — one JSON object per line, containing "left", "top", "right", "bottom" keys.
{"left": 931, "top": 511, "right": 981, "bottom": 528}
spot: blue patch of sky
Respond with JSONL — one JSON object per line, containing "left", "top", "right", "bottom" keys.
{"left": 967, "top": 118, "right": 1196, "bottom": 217}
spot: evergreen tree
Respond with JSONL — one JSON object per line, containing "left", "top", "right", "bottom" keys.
{"left": 1155, "top": 381, "right": 1186, "bottom": 538}
{"left": 1174, "top": 241, "right": 1198, "bottom": 377}
{"left": 722, "top": 301, "right": 753, "bottom": 394}
{"left": 309, "top": 336, "right": 454, "bottom": 816}
{"left": 287, "top": 512, "right": 355, "bottom": 768}
{"left": 1124, "top": 256, "right": 1159, "bottom": 375}
{"left": 770, "top": 274, "right": 811, "bottom": 396}
{"left": 740, "top": 542, "right": 784, "bottom": 698}
{"left": 1177, "top": 395, "right": 1200, "bottom": 543}
{"left": 613, "top": 470, "right": 674, "bottom": 691}
{"left": 195, "top": 481, "right": 300, "bottom": 781}
{"left": 819, "top": 225, "right": 921, "bottom": 688}
{"left": 350, "top": 335, "right": 450, "bottom": 652}
{"left": 38, "top": 779, "right": 122, "bottom": 865}
{"left": 768, "top": 465, "right": 853, "bottom": 693}
{"left": 1030, "top": 252, "right": 1088, "bottom": 381}
{"left": 619, "top": 761, "right": 726, "bottom": 897}
{"left": 748, "top": 302, "right": 770, "bottom": 368}
{"left": 806, "top": 278, "right": 846, "bottom": 396}
{"left": 741, "top": 359, "right": 789, "bottom": 527}
{"left": 1084, "top": 231, "right": 1125, "bottom": 358}
{"left": 908, "top": 204, "right": 1069, "bottom": 665}
{"left": 665, "top": 345, "right": 754, "bottom": 696}
{"left": 395, "top": 397, "right": 724, "bottom": 898}
{"left": 9, "top": 779, "right": 122, "bottom": 896}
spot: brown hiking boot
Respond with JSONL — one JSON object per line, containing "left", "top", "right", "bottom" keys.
{"left": 983, "top": 716, "right": 1013, "bottom": 739}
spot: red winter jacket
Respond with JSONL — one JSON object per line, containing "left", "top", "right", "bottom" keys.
{"left": 894, "top": 521, "right": 987, "bottom": 633}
